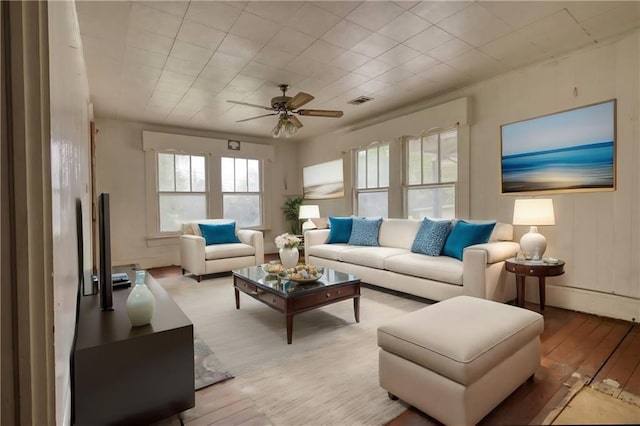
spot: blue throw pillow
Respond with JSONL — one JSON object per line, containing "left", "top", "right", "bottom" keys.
{"left": 198, "top": 222, "right": 241, "bottom": 246}
{"left": 442, "top": 220, "right": 496, "bottom": 260}
{"left": 348, "top": 217, "right": 383, "bottom": 246}
{"left": 411, "top": 218, "right": 452, "bottom": 256}
{"left": 327, "top": 216, "right": 353, "bottom": 244}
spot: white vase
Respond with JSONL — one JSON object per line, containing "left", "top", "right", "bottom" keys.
{"left": 279, "top": 247, "right": 299, "bottom": 269}
{"left": 126, "top": 270, "right": 156, "bottom": 327}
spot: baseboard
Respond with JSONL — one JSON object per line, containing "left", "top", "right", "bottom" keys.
{"left": 542, "top": 284, "right": 639, "bottom": 322}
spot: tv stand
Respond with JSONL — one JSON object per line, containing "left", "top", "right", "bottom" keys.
{"left": 72, "top": 276, "right": 194, "bottom": 425}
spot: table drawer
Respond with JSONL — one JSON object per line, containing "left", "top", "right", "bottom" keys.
{"left": 235, "top": 280, "right": 258, "bottom": 295}
{"left": 294, "top": 285, "right": 357, "bottom": 311}
{"left": 257, "top": 291, "right": 285, "bottom": 310}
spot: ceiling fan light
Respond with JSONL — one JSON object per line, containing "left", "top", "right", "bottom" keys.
{"left": 283, "top": 118, "right": 298, "bottom": 138}
{"left": 271, "top": 120, "right": 283, "bottom": 138}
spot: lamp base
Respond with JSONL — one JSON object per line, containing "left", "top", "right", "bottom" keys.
{"left": 519, "top": 226, "right": 547, "bottom": 260}
{"left": 301, "top": 219, "right": 317, "bottom": 233}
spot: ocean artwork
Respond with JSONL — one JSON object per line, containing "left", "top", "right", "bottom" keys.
{"left": 501, "top": 100, "right": 616, "bottom": 194}
{"left": 303, "top": 159, "right": 344, "bottom": 199}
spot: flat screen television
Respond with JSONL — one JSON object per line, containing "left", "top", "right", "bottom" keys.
{"left": 98, "top": 193, "right": 113, "bottom": 310}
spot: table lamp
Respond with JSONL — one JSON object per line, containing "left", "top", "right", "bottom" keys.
{"left": 512, "top": 198, "right": 555, "bottom": 260}
{"left": 299, "top": 205, "right": 320, "bottom": 233}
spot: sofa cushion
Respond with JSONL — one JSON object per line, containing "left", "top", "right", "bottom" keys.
{"left": 384, "top": 253, "right": 463, "bottom": 285}
{"left": 442, "top": 221, "right": 496, "bottom": 260}
{"left": 411, "top": 218, "right": 452, "bottom": 256}
{"left": 327, "top": 216, "right": 353, "bottom": 244}
{"left": 348, "top": 217, "right": 383, "bottom": 246}
{"left": 307, "top": 244, "right": 355, "bottom": 261}
{"left": 339, "top": 247, "right": 409, "bottom": 270}
{"left": 378, "top": 218, "right": 422, "bottom": 249}
{"left": 204, "top": 243, "right": 254, "bottom": 260}
{"left": 199, "top": 222, "right": 241, "bottom": 245}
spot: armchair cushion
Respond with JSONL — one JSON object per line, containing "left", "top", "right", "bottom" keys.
{"left": 198, "top": 222, "right": 241, "bottom": 245}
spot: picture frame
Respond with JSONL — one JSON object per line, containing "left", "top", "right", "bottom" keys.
{"left": 303, "top": 159, "right": 344, "bottom": 199}
{"left": 501, "top": 99, "right": 616, "bottom": 194}
{"left": 227, "top": 140, "right": 241, "bottom": 151}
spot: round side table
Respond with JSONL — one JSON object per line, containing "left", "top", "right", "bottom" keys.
{"left": 505, "top": 258, "right": 565, "bottom": 310}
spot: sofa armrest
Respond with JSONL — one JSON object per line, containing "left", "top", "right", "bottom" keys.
{"left": 462, "top": 241, "right": 520, "bottom": 300}
{"left": 180, "top": 234, "right": 206, "bottom": 275}
{"left": 304, "top": 229, "right": 330, "bottom": 248}
{"left": 237, "top": 229, "right": 265, "bottom": 265}
{"left": 304, "top": 229, "right": 330, "bottom": 264}
{"left": 465, "top": 241, "right": 520, "bottom": 264}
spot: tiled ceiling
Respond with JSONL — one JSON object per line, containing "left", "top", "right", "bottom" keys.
{"left": 76, "top": 1, "right": 640, "bottom": 140}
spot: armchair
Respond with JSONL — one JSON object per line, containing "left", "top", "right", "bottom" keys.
{"left": 180, "top": 219, "right": 264, "bottom": 282}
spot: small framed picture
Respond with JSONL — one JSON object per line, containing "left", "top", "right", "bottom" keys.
{"left": 227, "top": 140, "right": 240, "bottom": 151}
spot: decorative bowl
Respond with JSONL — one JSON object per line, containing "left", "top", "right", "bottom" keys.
{"left": 282, "top": 265, "right": 324, "bottom": 283}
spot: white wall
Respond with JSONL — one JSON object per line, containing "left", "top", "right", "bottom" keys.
{"left": 48, "top": 2, "right": 92, "bottom": 424}
{"left": 95, "top": 119, "right": 300, "bottom": 268}
{"left": 299, "top": 31, "right": 640, "bottom": 321}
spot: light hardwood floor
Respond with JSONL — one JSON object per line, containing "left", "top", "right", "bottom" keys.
{"left": 149, "top": 265, "right": 639, "bottom": 426}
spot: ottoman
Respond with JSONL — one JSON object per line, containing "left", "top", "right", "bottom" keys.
{"left": 378, "top": 296, "right": 543, "bottom": 426}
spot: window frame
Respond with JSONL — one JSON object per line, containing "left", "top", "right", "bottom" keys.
{"left": 156, "top": 152, "right": 208, "bottom": 234}
{"left": 354, "top": 143, "right": 390, "bottom": 217}
{"left": 220, "top": 156, "right": 264, "bottom": 228}
{"left": 404, "top": 127, "right": 458, "bottom": 219}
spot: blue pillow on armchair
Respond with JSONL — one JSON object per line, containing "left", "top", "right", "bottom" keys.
{"left": 198, "top": 222, "right": 241, "bottom": 246}
{"left": 442, "top": 220, "right": 496, "bottom": 260}
{"left": 348, "top": 217, "right": 383, "bottom": 246}
{"left": 327, "top": 216, "right": 353, "bottom": 244}
{"left": 411, "top": 218, "right": 452, "bottom": 256}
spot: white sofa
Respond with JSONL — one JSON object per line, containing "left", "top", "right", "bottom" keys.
{"left": 180, "top": 219, "right": 264, "bottom": 282}
{"left": 304, "top": 218, "right": 519, "bottom": 302}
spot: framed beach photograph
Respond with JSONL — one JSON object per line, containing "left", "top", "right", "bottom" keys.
{"left": 303, "top": 159, "right": 344, "bottom": 199}
{"left": 501, "top": 99, "right": 616, "bottom": 194}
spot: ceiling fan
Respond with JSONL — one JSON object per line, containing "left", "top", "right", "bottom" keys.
{"left": 227, "top": 84, "right": 344, "bottom": 138}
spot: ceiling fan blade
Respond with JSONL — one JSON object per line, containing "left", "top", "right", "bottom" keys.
{"left": 227, "top": 100, "right": 273, "bottom": 111}
{"left": 286, "top": 92, "right": 314, "bottom": 110}
{"left": 297, "top": 109, "right": 344, "bottom": 118}
{"left": 236, "top": 113, "right": 278, "bottom": 123}
{"left": 288, "top": 115, "right": 304, "bottom": 128}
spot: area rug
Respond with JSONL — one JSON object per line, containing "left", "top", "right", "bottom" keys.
{"left": 158, "top": 274, "right": 429, "bottom": 425}
{"left": 193, "top": 335, "right": 233, "bottom": 391}
{"left": 552, "top": 386, "right": 640, "bottom": 425}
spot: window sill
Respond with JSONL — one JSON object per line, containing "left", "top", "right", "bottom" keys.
{"left": 145, "top": 234, "right": 180, "bottom": 247}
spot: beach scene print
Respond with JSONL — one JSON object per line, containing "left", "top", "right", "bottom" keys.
{"left": 303, "top": 159, "right": 344, "bottom": 199}
{"left": 501, "top": 100, "right": 615, "bottom": 193}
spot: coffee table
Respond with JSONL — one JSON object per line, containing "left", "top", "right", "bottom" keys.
{"left": 233, "top": 266, "right": 360, "bottom": 344}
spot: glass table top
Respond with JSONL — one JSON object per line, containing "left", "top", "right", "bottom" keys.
{"left": 233, "top": 265, "right": 359, "bottom": 296}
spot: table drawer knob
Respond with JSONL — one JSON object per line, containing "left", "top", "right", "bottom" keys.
{"left": 326, "top": 293, "right": 331, "bottom": 298}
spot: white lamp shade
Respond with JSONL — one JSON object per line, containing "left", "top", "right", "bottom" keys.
{"left": 298, "top": 205, "right": 320, "bottom": 220}
{"left": 512, "top": 199, "right": 555, "bottom": 225}
{"left": 513, "top": 199, "right": 555, "bottom": 260}
{"left": 299, "top": 205, "right": 320, "bottom": 233}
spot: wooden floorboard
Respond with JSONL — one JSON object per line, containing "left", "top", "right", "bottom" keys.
{"left": 148, "top": 266, "right": 639, "bottom": 426}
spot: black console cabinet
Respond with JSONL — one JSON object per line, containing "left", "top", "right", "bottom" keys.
{"left": 72, "top": 277, "right": 194, "bottom": 425}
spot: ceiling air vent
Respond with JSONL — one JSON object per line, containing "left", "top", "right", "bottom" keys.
{"left": 347, "top": 96, "right": 374, "bottom": 106}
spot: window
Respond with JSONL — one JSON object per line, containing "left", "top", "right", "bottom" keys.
{"left": 221, "top": 157, "right": 261, "bottom": 227}
{"left": 157, "top": 153, "right": 207, "bottom": 232}
{"left": 355, "top": 144, "right": 389, "bottom": 217}
{"left": 405, "top": 129, "right": 457, "bottom": 219}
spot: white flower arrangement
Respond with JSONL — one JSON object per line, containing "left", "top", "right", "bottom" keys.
{"left": 275, "top": 233, "right": 300, "bottom": 249}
